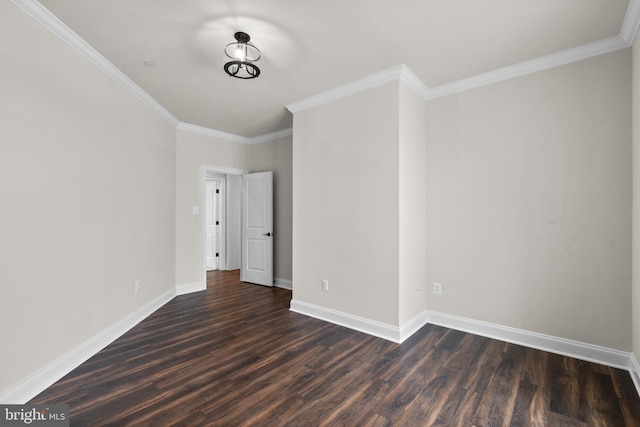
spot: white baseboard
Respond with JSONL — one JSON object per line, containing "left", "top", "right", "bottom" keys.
{"left": 289, "top": 299, "right": 428, "bottom": 344}
{"left": 427, "top": 310, "right": 640, "bottom": 398}
{"left": 274, "top": 278, "right": 292, "bottom": 290}
{"left": 0, "top": 289, "right": 176, "bottom": 404}
{"left": 290, "top": 299, "right": 401, "bottom": 342}
{"left": 426, "top": 310, "right": 631, "bottom": 370}
{"left": 288, "top": 301, "right": 640, "bottom": 397}
{"left": 399, "top": 310, "right": 429, "bottom": 343}
{"left": 176, "top": 281, "right": 206, "bottom": 295}
{"left": 630, "top": 353, "right": 640, "bottom": 397}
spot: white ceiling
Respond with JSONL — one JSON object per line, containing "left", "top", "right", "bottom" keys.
{"left": 23, "top": 0, "right": 638, "bottom": 138}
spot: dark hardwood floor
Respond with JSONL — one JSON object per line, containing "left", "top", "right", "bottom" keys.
{"left": 31, "top": 270, "right": 640, "bottom": 426}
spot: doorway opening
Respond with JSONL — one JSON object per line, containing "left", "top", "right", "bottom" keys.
{"left": 205, "top": 175, "right": 225, "bottom": 271}
{"left": 201, "top": 165, "right": 248, "bottom": 290}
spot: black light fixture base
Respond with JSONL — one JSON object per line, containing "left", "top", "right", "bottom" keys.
{"left": 224, "top": 61, "right": 261, "bottom": 79}
{"left": 234, "top": 32, "right": 251, "bottom": 43}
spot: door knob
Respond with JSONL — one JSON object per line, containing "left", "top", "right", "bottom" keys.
{"left": 262, "top": 232, "right": 271, "bottom": 237}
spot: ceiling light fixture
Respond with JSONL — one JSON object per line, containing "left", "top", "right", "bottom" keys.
{"left": 223, "top": 32, "right": 261, "bottom": 79}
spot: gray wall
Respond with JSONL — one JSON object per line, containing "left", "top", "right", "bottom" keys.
{"left": 293, "top": 82, "right": 401, "bottom": 326}
{"left": 292, "top": 80, "right": 428, "bottom": 327}
{"left": 0, "top": 2, "right": 177, "bottom": 394}
{"left": 424, "top": 49, "right": 632, "bottom": 350}
{"left": 175, "top": 129, "right": 251, "bottom": 288}
{"left": 399, "top": 81, "right": 428, "bottom": 325}
{"left": 2, "top": 0, "right": 635, "bottom": 399}
{"left": 174, "top": 130, "right": 294, "bottom": 288}
{"left": 0, "top": 1, "right": 295, "bottom": 398}
{"left": 250, "top": 137, "right": 293, "bottom": 282}
{"left": 291, "top": 49, "right": 632, "bottom": 351}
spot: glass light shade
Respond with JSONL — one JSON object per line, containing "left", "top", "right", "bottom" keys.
{"left": 224, "top": 42, "right": 261, "bottom": 63}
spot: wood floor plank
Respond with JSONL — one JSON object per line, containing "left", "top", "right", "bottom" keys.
{"left": 29, "top": 270, "right": 640, "bottom": 426}
{"left": 471, "top": 345, "right": 529, "bottom": 427}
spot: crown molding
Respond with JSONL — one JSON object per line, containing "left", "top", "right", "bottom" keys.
{"left": 398, "top": 65, "right": 431, "bottom": 99}
{"left": 286, "top": 65, "right": 406, "bottom": 114}
{"left": 177, "top": 122, "right": 249, "bottom": 143}
{"left": 287, "top": 8, "right": 635, "bottom": 108}
{"left": 13, "top": 0, "right": 289, "bottom": 143}
{"left": 286, "top": 33, "right": 629, "bottom": 110}
{"left": 177, "top": 122, "right": 292, "bottom": 144}
{"left": 425, "top": 35, "right": 629, "bottom": 100}
{"left": 248, "top": 128, "right": 293, "bottom": 144}
{"left": 13, "top": 0, "right": 636, "bottom": 136}
{"left": 621, "top": 0, "right": 640, "bottom": 44}
{"left": 285, "top": 64, "right": 431, "bottom": 114}
{"left": 9, "top": 0, "right": 180, "bottom": 127}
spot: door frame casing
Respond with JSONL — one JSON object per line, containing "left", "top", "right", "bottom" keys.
{"left": 201, "top": 164, "right": 248, "bottom": 290}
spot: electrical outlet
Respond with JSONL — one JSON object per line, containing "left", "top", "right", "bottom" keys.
{"left": 321, "top": 280, "right": 329, "bottom": 291}
{"left": 135, "top": 280, "right": 140, "bottom": 293}
{"left": 433, "top": 282, "right": 442, "bottom": 295}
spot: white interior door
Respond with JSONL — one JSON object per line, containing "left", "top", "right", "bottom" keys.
{"left": 241, "top": 171, "right": 273, "bottom": 286}
{"left": 205, "top": 181, "right": 220, "bottom": 270}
